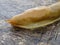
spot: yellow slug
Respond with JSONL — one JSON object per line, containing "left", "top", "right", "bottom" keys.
{"left": 7, "top": 2, "right": 60, "bottom": 29}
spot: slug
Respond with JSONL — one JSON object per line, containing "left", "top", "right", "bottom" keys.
{"left": 7, "top": 2, "right": 60, "bottom": 29}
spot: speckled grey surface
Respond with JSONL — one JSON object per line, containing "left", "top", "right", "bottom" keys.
{"left": 0, "top": 0, "right": 60, "bottom": 45}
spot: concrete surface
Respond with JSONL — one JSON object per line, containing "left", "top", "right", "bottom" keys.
{"left": 0, "top": 0, "right": 60, "bottom": 45}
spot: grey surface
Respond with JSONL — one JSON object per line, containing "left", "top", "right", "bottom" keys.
{"left": 0, "top": 0, "right": 60, "bottom": 45}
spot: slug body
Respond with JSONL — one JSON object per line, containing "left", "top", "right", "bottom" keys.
{"left": 8, "top": 2, "right": 60, "bottom": 29}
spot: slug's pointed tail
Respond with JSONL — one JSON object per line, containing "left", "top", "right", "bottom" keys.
{"left": 6, "top": 19, "right": 16, "bottom": 26}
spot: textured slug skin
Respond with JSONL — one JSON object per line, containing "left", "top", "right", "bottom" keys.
{"left": 8, "top": 6, "right": 51, "bottom": 25}
{"left": 8, "top": 2, "right": 60, "bottom": 29}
